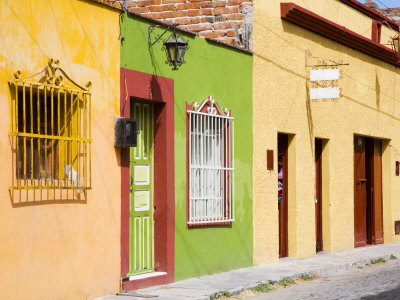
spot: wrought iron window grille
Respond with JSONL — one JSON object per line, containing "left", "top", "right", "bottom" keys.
{"left": 187, "top": 96, "right": 234, "bottom": 225}
{"left": 8, "top": 59, "right": 92, "bottom": 203}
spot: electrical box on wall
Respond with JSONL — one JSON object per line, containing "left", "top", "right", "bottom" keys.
{"left": 267, "top": 150, "right": 274, "bottom": 170}
{"left": 115, "top": 117, "right": 137, "bottom": 148}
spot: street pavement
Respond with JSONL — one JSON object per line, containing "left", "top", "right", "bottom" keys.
{"left": 249, "top": 258, "right": 400, "bottom": 299}
{"left": 95, "top": 242, "right": 400, "bottom": 300}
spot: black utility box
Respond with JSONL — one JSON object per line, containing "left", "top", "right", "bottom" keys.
{"left": 115, "top": 118, "right": 137, "bottom": 148}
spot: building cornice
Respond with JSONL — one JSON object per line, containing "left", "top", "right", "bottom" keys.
{"left": 339, "top": 0, "right": 399, "bottom": 31}
{"left": 281, "top": 2, "right": 399, "bottom": 67}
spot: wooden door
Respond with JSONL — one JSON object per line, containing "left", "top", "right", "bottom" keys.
{"left": 129, "top": 102, "right": 153, "bottom": 275}
{"left": 315, "top": 139, "right": 323, "bottom": 252}
{"left": 278, "top": 134, "right": 288, "bottom": 258}
{"left": 354, "top": 136, "right": 367, "bottom": 248}
{"left": 373, "top": 139, "right": 384, "bottom": 244}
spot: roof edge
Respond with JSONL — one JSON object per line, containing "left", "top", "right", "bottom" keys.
{"left": 339, "top": 0, "right": 399, "bottom": 31}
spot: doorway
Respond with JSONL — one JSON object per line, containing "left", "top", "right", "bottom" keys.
{"left": 315, "top": 139, "right": 323, "bottom": 252}
{"left": 278, "top": 134, "right": 288, "bottom": 258}
{"left": 354, "top": 136, "right": 384, "bottom": 248}
{"left": 130, "top": 102, "right": 154, "bottom": 274}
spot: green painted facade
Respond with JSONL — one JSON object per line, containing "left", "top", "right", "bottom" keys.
{"left": 121, "top": 13, "right": 253, "bottom": 281}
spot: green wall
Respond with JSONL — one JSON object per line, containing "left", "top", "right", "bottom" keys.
{"left": 121, "top": 13, "right": 253, "bottom": 281}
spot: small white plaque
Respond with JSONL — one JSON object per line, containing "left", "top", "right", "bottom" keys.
{"left": 310, "top": 87, "right": 340, "bottom": 100}
{"left": 310, "top": 69, "right": 340, "bottom": 81}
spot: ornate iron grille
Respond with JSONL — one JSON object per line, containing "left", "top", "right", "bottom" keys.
{"left": 187, "top": 96, "right": 234, "bottom": 225}
{"left": 9, "top": 59, "right": 91, "bottom": 202}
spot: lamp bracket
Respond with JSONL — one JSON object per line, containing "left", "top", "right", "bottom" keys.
{"left": 305, "top": 50, "right": 349, "bottom": 68}
{"left": 148, "top": 24, "right": 180, "bottom": 49}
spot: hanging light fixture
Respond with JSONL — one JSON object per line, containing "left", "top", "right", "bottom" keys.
{"left": 391, "top": 33, "right": 400, "bottom": 55}
{"left": 148, "top": 24, "right": 189, "bottom": 71}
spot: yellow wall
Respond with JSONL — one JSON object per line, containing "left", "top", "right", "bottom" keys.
{"left": 0, "top": 0, "right": 121, "bottom": 299}
{"left": 253, "top": 0, "right": 400, "bottom": 265}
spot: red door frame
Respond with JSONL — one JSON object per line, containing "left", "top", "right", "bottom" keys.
{"left": 120, "top": 68, "right": 175, "bottom": 290}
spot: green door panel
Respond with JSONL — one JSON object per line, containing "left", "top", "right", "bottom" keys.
{"left": 129, "top": 102, "right": 153, "bottom": 275}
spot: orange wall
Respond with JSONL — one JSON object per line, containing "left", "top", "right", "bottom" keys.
{"left": 0, "top": 0, "right": 121, "bottom": 299}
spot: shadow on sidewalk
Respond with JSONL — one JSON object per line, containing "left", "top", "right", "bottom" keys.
{"left": 361, "top": 284, "right": 400, "bottom": 300}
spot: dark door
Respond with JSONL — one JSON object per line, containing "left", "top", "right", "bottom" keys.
{"left": 354, "top": 136, "right": 384, "bottom": 248}
{"left": 354, "top": 136, "right": 367, "bottom": 247}
{"left": 373, "top": 139, "right": 384, "bottom": 244}
{"left": 315, "top": 139, "right": 323, "bottom": 252}
{"left": 278, "top": 134, "right": 288, "bottom": 258}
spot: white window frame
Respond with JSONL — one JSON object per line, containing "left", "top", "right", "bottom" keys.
{"left": 187, "top": 96, "right": 234, "bottom": 225}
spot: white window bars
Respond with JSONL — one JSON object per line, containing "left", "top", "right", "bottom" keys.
{"left": 188, "top": 96, "right": 234, "bottom": 225}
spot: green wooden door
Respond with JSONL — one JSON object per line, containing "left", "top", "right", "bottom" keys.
{"left": 129, "top": 102, "right": 153, "bottom": 275}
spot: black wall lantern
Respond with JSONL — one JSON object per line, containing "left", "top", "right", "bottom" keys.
{"left": 148, "top": 24, "right": 189, "bottom": 70}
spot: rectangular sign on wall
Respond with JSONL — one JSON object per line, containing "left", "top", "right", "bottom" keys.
{"left": 310, "top": 87, "right": 340, "bottom": 100}
{"left": 310, "top": 69, "right": 340, "bottom": 81}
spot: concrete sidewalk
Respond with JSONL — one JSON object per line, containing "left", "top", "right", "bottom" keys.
{"left": 96, "top": 242, "right": 400, "bottom": 300}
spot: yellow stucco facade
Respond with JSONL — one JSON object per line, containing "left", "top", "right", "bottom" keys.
{"left": 253, "top": 0, "right": 400, "bottom": 265}
{"left": 0, "top": 0, "right": 121, "bottom": 299}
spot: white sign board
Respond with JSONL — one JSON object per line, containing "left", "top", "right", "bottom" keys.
{"left": 310, "top": 69, "right": 340, "bottom": 81}
{"left": 310, "top": 87, "right": 340, "bottom": 100}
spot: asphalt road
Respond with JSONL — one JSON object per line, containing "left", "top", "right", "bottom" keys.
{"left": 248, "top": 259, "right": 400, "bottom": 300}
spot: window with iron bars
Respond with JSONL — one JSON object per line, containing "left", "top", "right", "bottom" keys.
{"left": 187, "top": 96, "right": 234, "bottom": 226}
{"left": 9, "top": 59, "right": 91, "bottom": 199}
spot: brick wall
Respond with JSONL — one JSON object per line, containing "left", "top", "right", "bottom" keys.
{"left": 106, "top": 0, "right": 253, "bottom": 50}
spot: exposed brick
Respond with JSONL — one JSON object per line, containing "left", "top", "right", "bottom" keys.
{"left": 137, "top": 0, "right": 154, "bottom": 7}
{"left": 174, "top": 17, "right": 200, "bottom": 25}
{"left": 199, "top": 31, "right": 225, "bottom": 38}
{"left": 213, "top": 22, "right": 234, "bottom": 30}
{"left": 226, "top": 29, "right": 236, "bottom": 37}
{"left": 162, "top": 0, "right": 185, "bottom": 3}
{"left": 188, "top": 8, "right": 212, "bottom": 16}
{"left": 117, "top": 0, "right": 253, "bottom": 50}
{"left": 187, "top": 23, "right": 213, "bottom": 32}
{"left": 219, "top": 38, "right": 235, "bottom": 45}
{"left": 176, "top": 2, "right": 200, "bottom": 9}
{"left": 149, "top": 4, "right": 175, "bottom": 12}
{"left": 201, "top": 1, "right": 225, "bottom": 8}
{"left": 226, "top": 13, "right": 245, "bottom": 20}
{"left": 129, "top": 6, "right": 150, "bottom": 13}
{"left": 228, "top": 0, "right": 239, "bottom": 5}
{"left": 142, "top": 12, "right": 163, "bottom": 18}
{"left": 161, "top": 10, "right": 188, "bottom": 18}
{"left": 214, "top": 6, "right": 239, "bottom": 15}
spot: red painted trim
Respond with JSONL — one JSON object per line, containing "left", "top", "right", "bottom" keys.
{"left": 185, "top": 98, "right": 233, "bottom": 229}
{"left": 281, "top": 3, "right": 400, "bottom": 67}
{"left": 338, "top": 0, "right": 399, "bottom": 31}
{"left": 120, "top": 68, "right": 175, "bottom": 290}
{"left": 372, "top": 20, "right": 382, "bottom": 43}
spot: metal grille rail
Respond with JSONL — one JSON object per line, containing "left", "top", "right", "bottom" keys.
{"left": 188, "top": 96, "right": 234, "bottom": 225}
{"left": 9, "top": 59, "right": 91, "bottom": 202}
